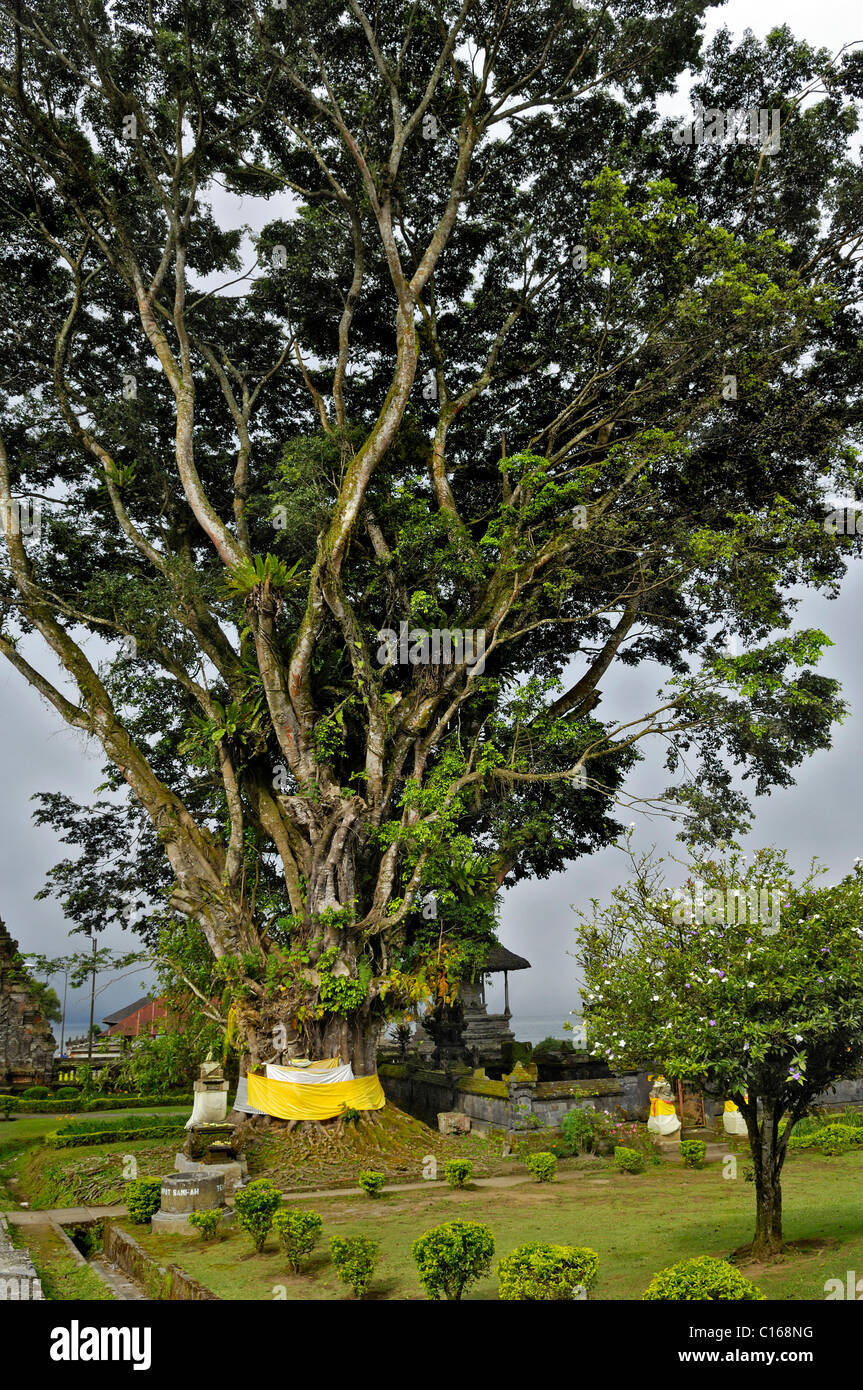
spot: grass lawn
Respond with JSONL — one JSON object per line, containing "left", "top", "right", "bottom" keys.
{"left": 126, "top": 1147, "right": 863, "bottom": 1300}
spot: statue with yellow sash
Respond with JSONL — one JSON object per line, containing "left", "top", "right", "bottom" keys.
{"left": 647, "top": 1075, "right": 681, "bottom": 1139}
{"left": 723, "top": 1097, "right": 748, "bottom": 1136}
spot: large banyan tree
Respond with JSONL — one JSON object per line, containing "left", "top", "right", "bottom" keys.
{"left": 1, "top": 1, "right": 862, "bottom": 1073}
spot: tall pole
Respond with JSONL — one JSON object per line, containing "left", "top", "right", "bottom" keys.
{"left": 60, "top": 967, "right": 68, "bottom": 1058}
{"left": 87, "top": 935, "right": 96, "bottom": 1064}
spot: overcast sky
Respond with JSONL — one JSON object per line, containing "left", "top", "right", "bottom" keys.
{"left": 1, "top": 0, "right": 860, "bottom": 1036}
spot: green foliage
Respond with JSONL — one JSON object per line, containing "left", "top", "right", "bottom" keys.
{"left": 53, "top": 1086, "right": 80, "bottom": 1099}
{"left": 187, "top": 1209, "right": 223, "bottom": 1241}
{"left": 233, "top": 1178, "right": 282, "bottom": 1253}
{"left": 412, "top": 1220, "right": 495, "bottom": 1301}
{"left": 561, "top": 1107, "right": 604, "bottom": 1154}
{"left": 5, "top": 1093, "right": 190, "bottom": 1114}
{"left": 329, "top": 1235, "right": 379, "bottom": 1299}
{"left": 498, "top": 1242, "right": 600, "bottom": 1301}
{"left": 7, "top": 6, "right": 861, "bottom": 1108}
{"left": 357, "top": 1170, "right": 386, "bottom": 1198}
{"left": 788, "top": 1123, "right": 863, "bottom": 1156}
{"left": 614, "top": 1146, "right": 646, "bottom": 1174}
{"left": 272, "top": 1208, "right": 323, "bottom": 1272}
{"left": 224, "top": 553, "right": 301, "bottom": 598}
{"left": 533, "top": 1036, "right": 576, "bottom": 1059}
{"left": 21, "top": 1086, "right": 51, "bottom": 1099}
{"left": 643, "top": 1257, "right": 766, "bottom": 1301}
{"left": 125, "top": 1177, "right": 162, "bottom": 1225}
{"left": 524, "top": 1151, "right": 557, "bottom": 1183}
{"left": 576, "top": 846, "right": 863, "bottom": 1111}
{"left": 115, "top": 1023, "right": 224, "bottom": 1096}
{"left": 46, "top": 1116, "right": 185, "bottom": 1148}
{"left": 444, "top": 1159, "right": 474, "bottom": 1189}
{"left": 680, "top": 1139, "right": 708, "bottom": 1169}
{"left": 577, "top": 846, "right": 863, "bottom": 1246}
{"left": 0, "top": 1095, "right": 21, "bottom": 1118}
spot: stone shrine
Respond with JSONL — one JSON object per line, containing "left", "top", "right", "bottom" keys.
{"left": 0, "top": 919, "right": 56, "bottom": 1089}
{"left": 151, "top": 1172, "right": 235, "bottom": 1233}
{"left": 174, "top": 1056, "right": 247, "bottom": 1196}
{"left": 416, "top": 944, "right": 531, "bottom": 1072}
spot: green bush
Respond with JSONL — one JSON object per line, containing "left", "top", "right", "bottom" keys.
{"left": 0, "top": 1095, "right": 21, "bottom": 1119}
{"left": 525, "top": 1151, "right": 557, "bottom": 1183}
{"left": 444, "top": 1159, "right": 474, "bottom": 1189}
{"left": 330, "top": 1235, "right": 379, "bottom": 1298}
{"left": 233, "top": 1178, "right": 282, "bottom": 1253}
{"left": 53, "top": 1086, "right": 80, "bottom": 1099}
{"left": 680, "top": 1139, "right": 708, "bottom": 1169}
{"left": 561, "top": 1107, "right": 600, "bottom": 1154}
{"left": 125, "top": 1176, "right": 162, "bottom": 1225}
{"left": 357, "top": 1170, "right": 386, "bottom": 1198}
{"left": 498, "top": 1242, "right": 600, "bottom": 1300}
{"left": 21, "top": 1085, "right": 51, "bottom": 1099}
{"left": 187, "top": 1209, "right": 223, "bottom": 1241}
{"left": 644, "top": 1256, "right": 766, "bottom": 1301}
{"left": 9, "top": 1093, "right": 191, "bottom": 1114}
{"left": 46, "top": 1113, "right": 186, "bottom": 1148}
{"left": 614, "top": 1145, "right": 646, "bottom": 1174}
{"left": 788, "top": 1122, "right": 863, "bottom": 1156}
{"left": 412, "top": 1220, "right": 495, "bottom": 1301}
{"left": 272, "top": 1208, "right": 323, "bottom": 1272}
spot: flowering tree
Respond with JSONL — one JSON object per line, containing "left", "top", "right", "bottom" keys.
{"left": 574, "top": 844, "right": 863, "bottom": 1259}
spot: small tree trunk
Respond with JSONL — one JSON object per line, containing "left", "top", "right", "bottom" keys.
{"left": 742, "top": 1095, "right": 784, "bottom": 1259}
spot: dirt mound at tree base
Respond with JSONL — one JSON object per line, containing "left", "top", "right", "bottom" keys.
{"left": 240, "top": 1103, "right": 512, "bottom": 1191}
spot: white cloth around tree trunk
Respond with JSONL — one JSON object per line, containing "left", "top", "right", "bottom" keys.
{"left": 265, "top": 1062, "right": 355, "bottom": 1085}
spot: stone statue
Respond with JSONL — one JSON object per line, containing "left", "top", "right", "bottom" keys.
{"left": 647, "top": 1075, "right": 681, "bottom": 1139}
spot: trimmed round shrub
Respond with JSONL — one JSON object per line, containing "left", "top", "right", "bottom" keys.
{"left": 614, "top": 1145, "right": 646, "bottom": 1174}
{"left": 0, "top": 1095, "right": 21, "bottom": 1119}
{"left": 680, "top": 1139, "right": 708, "bottom": 1170}
{"left": 445, "top": 1159, "right": 474, "bottom": 1189}
{"left": 330, "top": 1235, "right": 379, "bottom": 1298}
{"left": 358, "top": 1170, "right": 386, "bottom": 1198}
{"left": 412, "top": 1220, "right": 495, "bottom": 1301}
{"left": 525, "top": 1151, "right": 557, "bottom": 1183}
{"left": 125, "top": 1176, "right": 162, "bottom": 1225}
{"left": 187, "top": 1209, "right": 223, "bottom": 1241}
{"left": 53, "top": 1086, "right": 80, "bottom": 1100}
{"left": 272, "top": 1208, "right": 323, "bottom": 1272}
{"left": 644, "top": 1256, "right": 766, "bottom": 1301}
{"left": 21, "top": 1086, "right": 51, "bottom": 1099}
{"left": 498, "top": 1242, "right": 600, "bottom": 1300}
{"left": 233, "top": 1178, "right": 282, "bottom": 1253}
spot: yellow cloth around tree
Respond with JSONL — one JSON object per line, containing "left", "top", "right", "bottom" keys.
{"left": 247, "top": 1070, "right": 386, "bottom": 1121}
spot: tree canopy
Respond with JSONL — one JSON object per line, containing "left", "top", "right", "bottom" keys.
{"left": 1, "top": 1, "right": 862, "bottom": 1067}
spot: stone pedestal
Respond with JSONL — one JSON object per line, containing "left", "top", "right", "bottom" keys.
{"left": 174, "top": 1152, "right": 247, "bottom": 1197}
{"left": 151, "top": 1173, "right": 235, "bottom": 1234}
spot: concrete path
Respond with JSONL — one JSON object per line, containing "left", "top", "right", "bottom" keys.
{"left": 6, "top": 1204, "right": 125, "bottom": 1226}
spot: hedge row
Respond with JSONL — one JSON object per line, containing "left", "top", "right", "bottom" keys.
{"left": 45, "top": 1122, "right": 187, "bottom": 1149}
{"left": 0, "top": 1093, "right": 192, "bottom": 1114}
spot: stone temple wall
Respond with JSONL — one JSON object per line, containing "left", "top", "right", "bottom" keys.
{"left": 0, "top": 920, "right": 56, "bottom": 1089}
